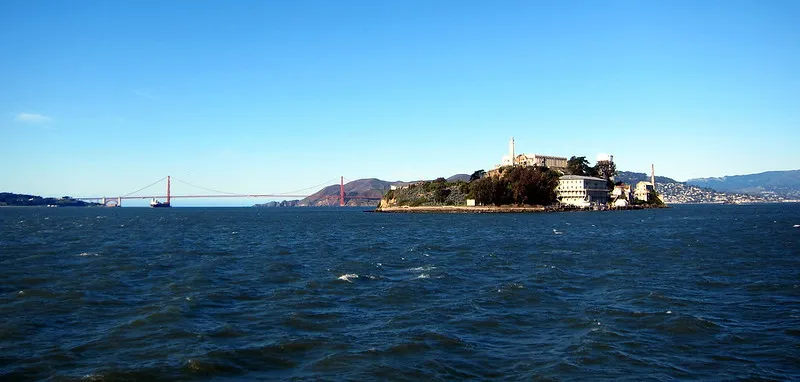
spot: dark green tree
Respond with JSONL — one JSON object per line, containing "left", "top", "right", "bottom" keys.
{"left": 503, "top": 166, "right": 560, "bottom": 205}
{"left": 434, "top": 188, "right": 451, "bottom": 204}
{"left": 593, "top": 160, "right": 617, "bottom": 190}
{"left": 566, "top": 156, "right": 591, "bottom": 176}
{"left": 594, "top": 160, "right": 617, "bottom": 181}
{"left": 469, "top": 169, "right": 486, "bottom": 182}
{"left": 470, "top": 177, "right": 496, "bottom": 205}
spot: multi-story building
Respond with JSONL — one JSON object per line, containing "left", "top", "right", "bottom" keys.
{"left": 496, "top": 137, "right": 568, "bottom": 171}
{"left": 514, "top": 154, "right": 568, "bottom": 170}
{"left": 635, "top": 181, "right": 654, "bottom": 202}
{"left": 557, "top": 175, "right": 610, "bottom": 207}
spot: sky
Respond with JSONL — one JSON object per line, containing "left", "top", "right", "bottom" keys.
{"left": 2, "top": 0, "right": 798, "bottom": 206}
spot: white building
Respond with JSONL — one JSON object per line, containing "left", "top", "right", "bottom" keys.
{"left": 557, "top": 175, "right": 610, "bottom": 207}
{"left": 611, "top": 184, "right": 632, "bottom": 207}
{"left": 634, "top": 181, "right": 654, "bottom": 202}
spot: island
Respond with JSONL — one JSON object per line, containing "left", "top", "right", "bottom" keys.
{"left": 376, "top": 157, "right": 666, "bottom": 213}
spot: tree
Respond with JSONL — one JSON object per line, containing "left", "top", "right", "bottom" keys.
{"left": 648, "top": 190, "right": 665, "bottom": 206}
{"left": 470, "top": 177, "right": 496, "bottom": 205}
{"left": 594, "top": 160, "right": 617, "bottom": 181}
{"left": 566, "top": 156, "right": 591, "bottom": 176}
{"left": 593, "top": 160, "right": 617, "bottom": 190}
{"left": 469, "top": 177, "right": 512, "bottom": 206}
{"left": 434, "top": 188, "right": 451, "bottom": 204}
{"left": 469, "top": 169, "right": 486, "bottom": 182}
{"left": 502, "top": 166, "right": 560, "bottom": 205}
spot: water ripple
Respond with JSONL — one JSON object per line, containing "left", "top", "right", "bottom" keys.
{"left": 1, "top": 205, "right": 799, "bottom": 380}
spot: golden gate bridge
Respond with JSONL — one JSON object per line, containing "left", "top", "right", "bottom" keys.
{"left": 76, "top": 176, "right": 381, "bottom": 207}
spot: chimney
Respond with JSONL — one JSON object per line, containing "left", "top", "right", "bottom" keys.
{"left": 651, "top": 164, "right": 656, "bottom": 190}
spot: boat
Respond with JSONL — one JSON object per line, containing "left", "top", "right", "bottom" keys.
{"left": 150, "top": 176, "right": 172, "bottom": 208}
{"left": 149, "top": 198, "right": 171, "bottom": 208}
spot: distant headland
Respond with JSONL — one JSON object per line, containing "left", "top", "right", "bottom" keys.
{"left": 0, "top": 193, "right": 100, "bottom": 207}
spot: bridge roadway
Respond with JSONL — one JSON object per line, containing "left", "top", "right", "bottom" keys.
{"left": 77, "top": 194, "right": 382, "bottom": 202}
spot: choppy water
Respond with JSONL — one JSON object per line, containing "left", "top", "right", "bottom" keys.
{"left": 1, "top": 204, "right": 799, "bottom": 380}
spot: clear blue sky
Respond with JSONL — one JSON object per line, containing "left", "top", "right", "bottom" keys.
{"left": 2, "top": 0, "right": 798, "bottom": 205}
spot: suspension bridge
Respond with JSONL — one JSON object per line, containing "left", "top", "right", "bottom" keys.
{"left": 76, "top": 176, "right": 381, "bottom": 207}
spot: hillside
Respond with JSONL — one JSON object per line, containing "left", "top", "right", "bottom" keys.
{"left": 687, "top": 170, "right": 800, "bottom": 198}
{"left": 446, "top": 174, "right": 471, "bottom": 182}
{"left": 614, "top": 171, "right": 785, "bottom": 204}
{"left": 0, "top": 193, "right": 99, "bottom": 207}
{"left": 615, "top": 171, "right": 678, "bottom": 185}
{"left": 299, "top": 178, "right": 396, "bottom": 207}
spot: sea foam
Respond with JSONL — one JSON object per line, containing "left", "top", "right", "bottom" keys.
{"left": 338, "top": 274, "right": 358, "bottom": 283}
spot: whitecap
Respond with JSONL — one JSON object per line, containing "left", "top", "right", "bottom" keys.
{"left": 552, "top": 229, "right": 563, "bottom": 235}
{"left": 416, "top": 273, "right": 430, "bottom": 279}
{"left": 338, "top": 274, "right": 358, "bottom": 283}
{"left": 793, "top": 224, "right": 799, "bottom": 228}
{"left": 78, "top": 252, "right": 99, "bottom": 257}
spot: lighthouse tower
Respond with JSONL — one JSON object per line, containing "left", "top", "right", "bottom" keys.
{"left": 509, "top": 137, "right": 515, "bottom": 166}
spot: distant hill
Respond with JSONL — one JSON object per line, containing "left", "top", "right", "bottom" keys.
{"left": 269, "top": 175, "right": 471, "bottom": 207}
{"left": 299, "top": 178, "right": 396, "bottom": 207}
{"left": 614, "top": 170, "right": 791, "bottom": 203}
{"left": 0, "top": 193, "right": 99, "bottom": 207}
{"left": 446, "top": 174, "right": 471, "bottom": 182}
{"left": 687, "top": 170, "right": 800, "bottom": 198}
{"left": 615, "top": 171, "right": 679, "bottom": 185}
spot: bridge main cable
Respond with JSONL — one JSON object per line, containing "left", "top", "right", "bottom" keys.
{"left": 120, "top": 176, "right": 168, "bottom": 198}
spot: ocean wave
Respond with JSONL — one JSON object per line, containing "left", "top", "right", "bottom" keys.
{"left": 337, "top": 274, "right": 358, "bottom": 283}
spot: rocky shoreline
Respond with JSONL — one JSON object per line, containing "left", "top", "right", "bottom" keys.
{"left": 374, "top": 205, "right": 664, "bottom": 213}
{"left": 375, "top": 206, "right": 548, "bottom": 213}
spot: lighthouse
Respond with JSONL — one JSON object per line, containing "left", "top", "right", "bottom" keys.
{"left": 509, "top": 137, "right": 515, "bottom": 166}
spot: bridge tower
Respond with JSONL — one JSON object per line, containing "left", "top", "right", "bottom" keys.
{"left": 339, "top": 176, "right": 345, "bottom": 207}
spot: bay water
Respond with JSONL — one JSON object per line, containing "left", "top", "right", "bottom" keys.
{"left": 2, "top": 204, "right": 799, "bottom": 380}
